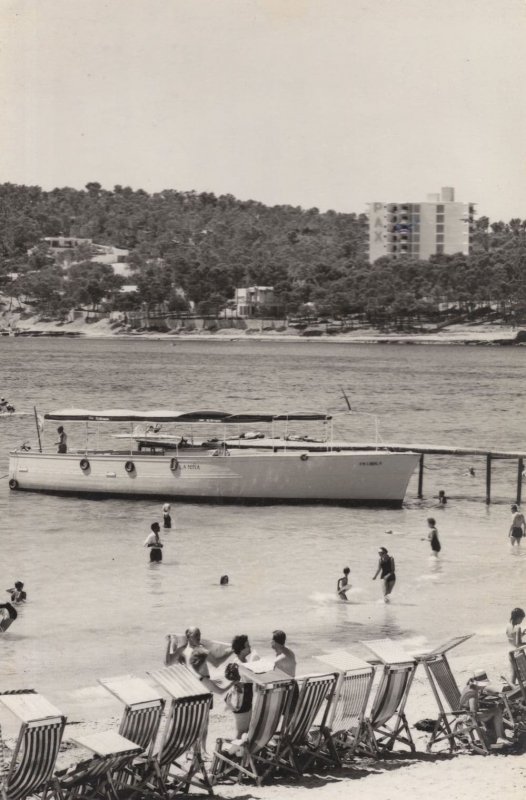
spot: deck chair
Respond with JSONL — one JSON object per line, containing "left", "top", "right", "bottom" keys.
{"left": 505, "top": 646, "right": 526, "bottom": 732}
{"left": 211, "top": 673, "right": 295, "bottom": 786}
{"left": 264, "top": 671, "right": 338, "bottom": 777}
{"left": 145, "top": 665, "right": 214, "bottom": 796}
{"left": 313, "top": 650, "right": 376, "bottom": 763}
{"left": 415, "top": 634, "right": 495, "bottom": 755}
{"left": 0, "top": 692, "right": 66, "bottom": 800}
{"left": 53, "top": 730, "right": 144, "bottom": 800}
{"left": 98, "top": 675, "right": 165, "bottom": 755}
{"left": 358, "top": 638, "right": 417, "bottom": 755}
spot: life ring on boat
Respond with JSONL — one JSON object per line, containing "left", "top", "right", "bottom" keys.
{"left": 170, "top": 457, "right": 179, "bottom": 471}
{"left": 125, "top": 460, "right": 135, "bottom": 474}
{"left": 8, "top": 479, "right": 18, "bottom": 490}
{"left": 79, "top": 458, "right": 90, "bottom": 471}
{"left": 300, "top": 453, "right": 309, "bottom": 461}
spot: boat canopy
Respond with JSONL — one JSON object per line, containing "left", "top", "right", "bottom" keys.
{"left": 43, "top": 409, "right": 332, "bottom": 423}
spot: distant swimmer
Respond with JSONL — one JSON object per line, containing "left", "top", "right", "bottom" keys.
{"left": 468, "top": 467, "right": 476, "bottom": 477}
{"left": 6, "top": 581, "right": 26, "bottom": 603}
{"left": 438, "top": 490, "right": 447, "bottom": 506}
{"left": 337, "top": 567, "right": 351, "bottom": 600}
{"left": 144, "top": 521, "right": 163, "bottom": 562}
{"left": 0, "top": 602, "right": 17, "bottom": 632}
{"left": 162, "top": 502, "right": 172, "bottom": 529}
{"left": 509, "top": 505, "right": 525, "bottom": 547}
{"left": 373, "top": 547, "right": 396, "bottom": 603}
{"left": 424, "top": 517, "right": 441, "bottom": 555}
{"left": 220, "top": 575, "right": 229, "bottom": 585}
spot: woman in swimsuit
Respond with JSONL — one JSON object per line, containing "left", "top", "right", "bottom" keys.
{"left": 373, "top": 547, "right": 396, "bottom": 602}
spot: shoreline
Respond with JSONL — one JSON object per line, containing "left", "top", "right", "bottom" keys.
{"left": 1, "top": 313, "right": 524, "bottom": 346}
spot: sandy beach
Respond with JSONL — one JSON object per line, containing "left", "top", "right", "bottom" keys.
{"left": 9, "top": 643, "right": 518, "bottom": 800}
{"left": 0, "top": 308, "right": 523, "bottom": 347}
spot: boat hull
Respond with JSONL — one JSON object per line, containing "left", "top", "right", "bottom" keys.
{"left": 8, "top": 449, "right": 419, "bottom": 506}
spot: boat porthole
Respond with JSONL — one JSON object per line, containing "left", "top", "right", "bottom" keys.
{"left": 300, "top": 453, "right": 309, "bottom": 461}
{"left": 170, "top": 457, "right": 179, "bottom": 471}
{"left": 125, "top": 460, "right": 135, "bottom": 474}
{"left": 79, "top": 458, "right": 90, "bottom": 472}
{"left": 8, "top": 479, "right": 18, "bottom": 490}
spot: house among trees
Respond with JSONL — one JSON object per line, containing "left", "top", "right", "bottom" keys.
{"left": 234, "top": 286, "right": 275, "bottom": 317}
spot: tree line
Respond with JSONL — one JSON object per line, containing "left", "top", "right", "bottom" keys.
{"left": 0, "top": 181, "right": 525, "bottom": 327}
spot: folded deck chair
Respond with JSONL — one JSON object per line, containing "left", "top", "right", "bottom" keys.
{"left": 145, "top": 665, "right": 214, "bottom": 796}
{"left": 211, "top": 673, "right": 295, "bottom": 787}
{"left": 415, "top": 634, "right": 495, "bottom": 755}
{"left": 358, "top": 638, "right": 417, "bottom": 755}
{"left": 313, "top": 650, "right": 376, "bottom": 763}
{"left": 0, "top": 692, "right": 66, "bottom": 800}
{"left": 265, "top": 671, "right": 338, "bottom": 777}
{"left": 53, "top": 730, "right": 144, "bottom": 800}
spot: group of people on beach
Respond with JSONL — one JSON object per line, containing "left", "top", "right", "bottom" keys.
{"left": 166, "top": 625, "right": 297, "bottom": 752}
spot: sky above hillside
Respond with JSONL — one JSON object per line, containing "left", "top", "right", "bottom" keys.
{"left": 1, "top": 0, "right": 525, "bottom": 221}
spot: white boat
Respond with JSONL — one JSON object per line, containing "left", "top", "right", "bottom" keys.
{"left": 8, "top": 408, "right": 419, "bottom": 506}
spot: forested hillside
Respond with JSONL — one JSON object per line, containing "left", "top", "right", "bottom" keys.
{"left": 1, "top": 182, "right": 526, "bottom": 324}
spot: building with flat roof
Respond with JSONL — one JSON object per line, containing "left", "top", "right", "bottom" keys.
{"left": 368, "top": 187, "right": 475, "bottom": 263}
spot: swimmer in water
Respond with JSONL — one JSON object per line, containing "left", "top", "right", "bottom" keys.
{"left": 337, "top": 567, "right": 351, "bottom": 600}
{"left": 438, "top": 490, "right": 447, "bottom": 506}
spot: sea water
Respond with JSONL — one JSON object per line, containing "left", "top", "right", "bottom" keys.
{"left": 0, "top": 337, "right": 525, "bottom": 722}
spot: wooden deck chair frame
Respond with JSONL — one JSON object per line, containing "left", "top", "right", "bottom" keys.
{"left": 52, "top": 732, "right": 144, "bottom": 800}
{"left": 211, "top": 677, "right": 295, "bottom": 787}
{"left": 417, "top": 653, "right": 492, "bottom": 755}
{"left": 357, "top": 661, "right": 417, "bottom": 756}
{"left": 145, "top": 666, "right": 214, "bottom": 797}
{"left": 266, "top": 672, "right": 338, "bottom": 777}
{"left": 0, "top": 692, "right": 66, "bottom": 800}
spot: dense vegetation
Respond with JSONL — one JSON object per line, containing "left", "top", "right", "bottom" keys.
{"left": 1, "top": 182, "right": 526, "bottom": 327}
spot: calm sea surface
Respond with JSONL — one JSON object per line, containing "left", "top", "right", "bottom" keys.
{"left": 0, "top": 337, "right": 525, "bottom": 723}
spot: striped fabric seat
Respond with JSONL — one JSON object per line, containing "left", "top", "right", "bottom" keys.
{"left": 98, "top": 675, "right": 165, "bottom": 755}
{"left": 211, "top": 676, "right": 294, "bottom": 786}
{"left": 312, "top": 653, "right": 376, "bottom": 763}
{"left": 267, "top": 672, "right": 338, "bottom": 776}
{"left": 146, "top": 665, "right": 214, "bottom": 795}
{"left": 359, "top": 639, "right": 417, "bottom": 755}
{"left": 0, "top": 693, "right": 66, "bottom": 800}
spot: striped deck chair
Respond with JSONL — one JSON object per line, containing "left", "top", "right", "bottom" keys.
{"left": 146, "top": 665, "right": 214, "bottom": 796}
{"left": 211, "top": 673, "right": 295, "bottom": 787}
{"left": 52, "top": 731, "right": 143, "bottom": 800}
{"left": 313, "top": 650, "right": 376, "bottom": 763}
{"left": 414, "top": 634, "right": 494, "bottom": 755}
{"left": 98, "top": 676, "right": 165, "bottom": 756}
{"left": 505, "top": 646, "right": 526, "bottom": 733}
{"left": 358, "top": 638, "right": 417, "bottom": 755}
{"left": 265, "top": 672, "right": 338, "bottom": 777}
{"left": 0, "top": 692, "right": 66, "bottom": 800}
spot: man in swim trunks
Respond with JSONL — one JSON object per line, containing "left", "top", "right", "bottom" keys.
{"left": 144, "top": 522, "right": 163, "bottom": 562}
{"left": 271, "top": 630, "right": 296, "bottom": 677}
{"left": 373, "top": 547, "right": 396, "bottom": 602}
{"left": 337, "top": 567, "right": 351, "bottom": 600}
{"left": 509, "top": 505, "right": 525, "bottom": 547}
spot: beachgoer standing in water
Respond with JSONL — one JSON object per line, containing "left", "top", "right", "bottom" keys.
{"left": 162, "top": 503, "right": 172, "bottom": 529}
{"left": 506, "top": 607, "right": 525, "bottom": 684}
{"left": 337, "top": 567, "right": 351, "bottom": 600}
{"left": 144, "top": 522, "right": 163, "bottom": 562}
{"left": 438, "top": 490, "right": 447, "bottom": 506}
{"left": 6, "top": 581, "right": 26, "bottom": 603}
{"left": 424, "top": 517, "right": 441, "bottom": 555}
{"left": 509, "top": 505, "right": 525, "bottom": 547}
{"left": 373, "top": 547, "right": 396, "bottom": 602}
